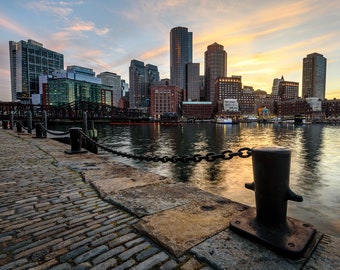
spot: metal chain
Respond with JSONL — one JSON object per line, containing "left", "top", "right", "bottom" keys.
{"left": 77, "top": 129, "right": 252, "bottom": 163}
{"left": 37, "top": 123, "right": 70, "bottom": 136}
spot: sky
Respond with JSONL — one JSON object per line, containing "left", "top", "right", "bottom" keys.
{"left": 0, "top": 0, "right": 340, "bottom": 101}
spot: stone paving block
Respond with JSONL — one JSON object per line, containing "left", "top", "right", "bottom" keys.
{"left": 135, "top": 197, "right": 247, "bottom": 257}
{"left": 130, "top": 251, "right": 169, "bottom": 270}
{"left": 59, "top": 245, "right": 91, "bottom": 263}
{"left": 118, "top": 242, "right": 150, "bottom": 261}
{"left": 108, "top": 232, "right": 138, "bottom": 248}
{"left": 107, "top": 182, "right": 227, "bottom": 217}
{"left": 73, "top": 245, "right": 109, "bottom": 264}
{"left": 91, "top": 258, "right": 117, "bottom": 269}
{"left": 92, "top": 246, "right": 125, "bottom": 265}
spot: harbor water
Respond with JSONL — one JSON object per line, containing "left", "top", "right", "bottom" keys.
{"left": 54, "top": 122, "right": 340, "bottom": 237}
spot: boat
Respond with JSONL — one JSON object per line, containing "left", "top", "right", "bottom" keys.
{"left": 215, "top": 117, "right": 234, "bottom": 124}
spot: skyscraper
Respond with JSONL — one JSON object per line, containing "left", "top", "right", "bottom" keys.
{"left": 302, "top": 53, "right": 327, "bottom": 99}
{"left": 170, "top": 26, "right": 193, "bottom": 90}
{"left": 129, "top": 60, "right": 159, "bottom": 109}
{"left": 204, "top": 42, "right": 227, "bottom": 102}
{"left": 9, "top": 39, "right": 64, "bottom": 102}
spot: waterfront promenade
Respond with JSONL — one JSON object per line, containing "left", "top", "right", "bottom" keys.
{"left": 0, "top": 128, "right": 339, "bottom": 269}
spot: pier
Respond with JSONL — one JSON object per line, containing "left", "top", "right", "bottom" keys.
{"left": 0, "top": 127, "right": 339, "bottom": 269}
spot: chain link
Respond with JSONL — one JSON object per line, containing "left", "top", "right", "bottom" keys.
{"left": 77, "top": 129, "right": 252, "bottom": 163}
{"left": 37, "top": 123, "right": 70, "bottom": 136}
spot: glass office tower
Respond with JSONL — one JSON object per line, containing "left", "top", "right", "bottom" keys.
{"left": 302, "top": 52, "right": 327, "bottom": 99}
{"left": 170, "top": 27, "right": 193, "bottom": 90}
{"left": 9, "top": 39, "right": 64, "bottom": 102}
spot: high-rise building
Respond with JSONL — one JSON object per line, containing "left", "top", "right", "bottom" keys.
{"left": 204, "top": 42, "right": 227, "bottom": 102}
{"left": 186, "top": 63, "right": 200, "bottom": 101}
{"left": 9, "top": 39, "right": 64, "bottom": 102}
{"left": 170, "top": 26, "right": 193, "bottom": 90}
{"left": 97, "top": 72, "right": 121, "bottom": 106}
{"left": 129, "top": 60, "right": 159, "bottom": 109}
{"left": 302, "top": 53, "right": 327, "bottom": 99}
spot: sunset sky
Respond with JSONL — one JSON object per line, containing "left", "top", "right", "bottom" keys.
{"left": 0, "top": 0, "right": 339, "bottom": 101}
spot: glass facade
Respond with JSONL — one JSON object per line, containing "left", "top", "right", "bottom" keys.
{"left": 170, "top": 27, "right": 193, "bottom": 90}
{"left": 302, "top": 53, "right": 327, "bottom": 99}
{"left": 47, "top": 78, "right": 102, "bottom": 106}
{"left": 9, "top": 39, "right": 64, "bottom": 102}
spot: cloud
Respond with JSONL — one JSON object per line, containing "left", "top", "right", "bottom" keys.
{"left": 25, "top": 0, "right": 76, "bottom": 19}
{"left": 0, "top": 15, "right": 36, "bottom": 38}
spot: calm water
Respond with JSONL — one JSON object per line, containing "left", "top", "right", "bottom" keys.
{"left": 55, "top": 122, "right": 340, "bottom": 237}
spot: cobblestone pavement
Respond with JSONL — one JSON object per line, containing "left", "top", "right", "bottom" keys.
{"left": 0, "top": 130, "right": 210, "bottom": 270}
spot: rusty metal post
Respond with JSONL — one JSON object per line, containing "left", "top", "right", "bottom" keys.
{"left": 230, "top": 146, "right": 316, "bottom": 259}
{"left": 65, "top": 127, "right": 87, "bottom": 154}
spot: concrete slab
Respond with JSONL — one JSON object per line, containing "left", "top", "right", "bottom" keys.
{"left": 134, "top": 198, "right": 248, "bottom": 257}
{"left": 86, "top": 165, "right": 171, "bottom": 198}
{"left": 304, "top": 234, "right": 340, "bottom": 269}
{"left": 191, "top": 229, "right": 305, "bottom": 270}
{"left": 107, "top": 182, "right": 229, "bottom": 217}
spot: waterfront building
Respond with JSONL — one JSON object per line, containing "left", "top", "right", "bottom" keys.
{"left": 277, "top": 99, "right": 312, "bottom": 118}
{"left": 129, "top": 60, "right": 159, "bottom": 110}
{"left": 41, "top": 66, "right": 113, "bottom": 106}
{"left": 204, "top": 42, "right": 227, "bottom": 102}
{"left": 302, "top": 52, "right": 327, "bottom": 99}
{"left": 223, "top": 99, "right": 239, "bottom": 112}
{"left": 238, "top": 93, "right": 255, "bottom": 115}
{"left": 181, "top": 101, "right": 213, "bottom": 119}
{"left": 278, "top": 79, "right": 299, "bottom": 100}
{"left": 9, "top": 39, "right": 64, "bottom": 102}
{"left": 97, "top": 72, "right": 122, "bottom": 106}
{"left": 322, "top": 99, "right": 340, "bottom": 119}
{"left": 150, "top": 85, "right": 183, "bottom": 118}
{"left": 186, "top": 63, "right": 200, "bottom": 101}
{"left": 170, "top": 26, "right": 193, "bottom": 90}
{"left": 215, "top": 76, "right": 242, "bottom": 101}
{"left": 271, "top": 76, "right": 284, "bottom": 95}
{"left": 67, "top": 66, "right": 100, "bottom": 83}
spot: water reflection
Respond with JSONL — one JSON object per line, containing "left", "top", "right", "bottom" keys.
{"left": 93, "top": 123, "right": 339, "bottom": 236}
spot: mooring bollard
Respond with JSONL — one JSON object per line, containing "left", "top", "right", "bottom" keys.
{"left": 2, "top": 120, "right": 9, "bottom": 129}
{"left": 27, "top": 111, "right": 32, "bottom": 133}
{"left": 230, "top": 146, "right": 316, "bottom": 259}
{"left": 35, "top": 122, "right": 46, "bottom": 138}
{"left": 9, "top": 112, "right": 14, "bottom": 129}
{"left": 16, "top": 121, "right": 22, "bottom": 133}
{"left": 65, "top": 127, "right": 87, "bottom": 154}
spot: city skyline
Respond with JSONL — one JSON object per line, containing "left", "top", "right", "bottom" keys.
{"left": 0, "top": 0, "right": 340, "bottom": 101}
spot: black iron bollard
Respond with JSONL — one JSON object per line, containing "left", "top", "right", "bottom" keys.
{"left": 65, "top": 127, "right": 87, "bottom": 154}
{"left": 230, "top": 146, "right": 316, "bottom": 259}
{"left": 16, "top": 121, "right": 22, "bottom": 133}
{"left": 35, "top": 122, "right": 46, "bottom": 138}
{"left": 2, "top": 120, "right": 9, "bottom": 129}
{"left": 9, "top": 112, "right": 14, "bottom": 129}
{"left": 27, "top": 111, "right": 32, "bottom": 133}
